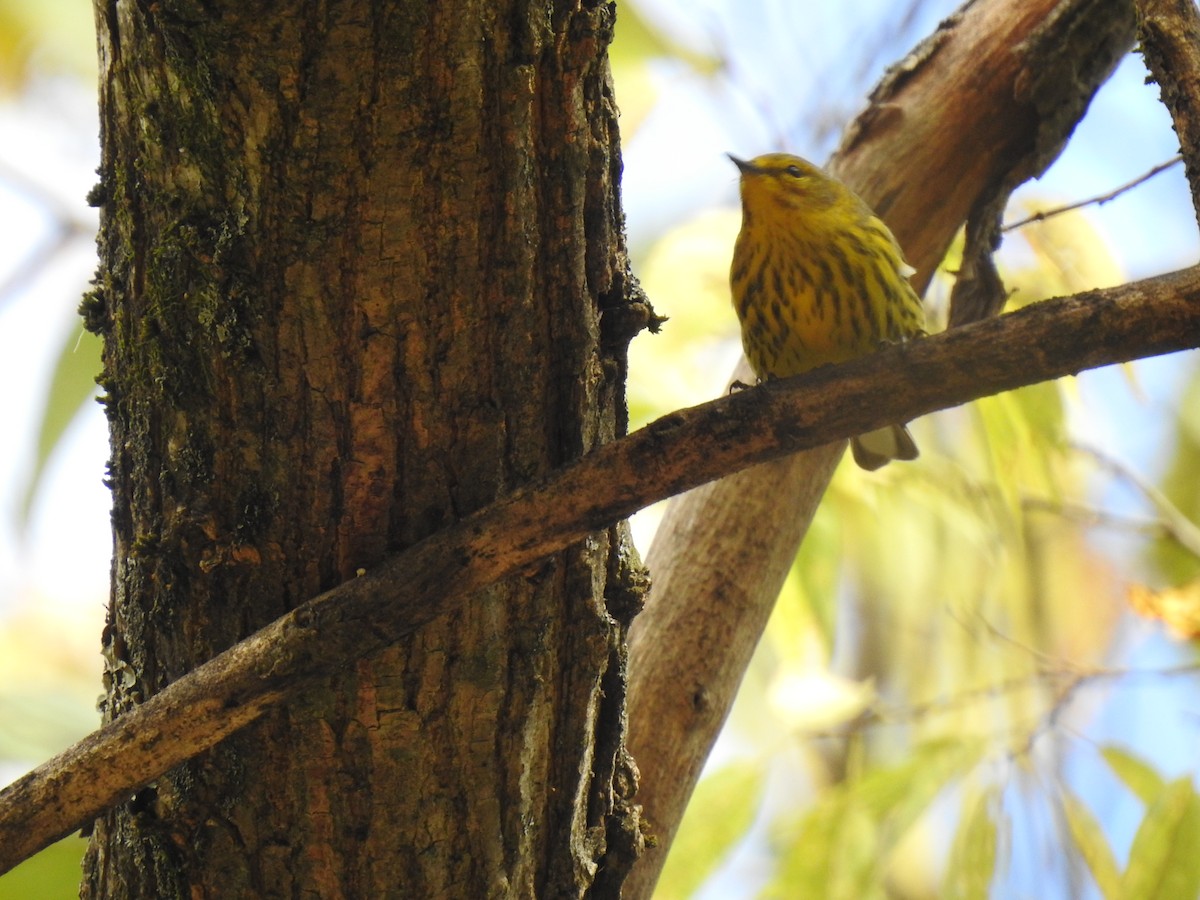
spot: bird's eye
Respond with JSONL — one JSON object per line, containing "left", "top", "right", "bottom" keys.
{"left": 784, "top": 165, "right": 804, "bottom": 178}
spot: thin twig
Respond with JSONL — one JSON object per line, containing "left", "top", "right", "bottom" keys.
{"left": 808, "top": 658, "right": 1200, "bottom": 737}
{"left": 0, "top": 156, "right": 97, "bottom": 311}
{"left": 1023, "top": 495, "right": 1179, "bottom": 539}
{"left": 1073, "top": 442, "right": 1200, "bottom": 558}
{"left": 1001, "top": 157, "right": 1183, "bottom": 232}
{"left": 0, "top": 156, "right": 96, "bottom": 231}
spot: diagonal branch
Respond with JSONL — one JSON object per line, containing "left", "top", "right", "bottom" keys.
{"left": 2, "top": 266, "right": 1200, "bottom": 874}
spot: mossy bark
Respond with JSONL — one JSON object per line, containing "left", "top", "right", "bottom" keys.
{"left": 82, "top": 0, "right": 646, "bottom": 896}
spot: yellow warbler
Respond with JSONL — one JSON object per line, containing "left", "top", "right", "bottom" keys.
{"left": 728, "top": 152, "right": 926, "bottom": 470}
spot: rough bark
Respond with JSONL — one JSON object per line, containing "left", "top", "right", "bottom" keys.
{"left": 1136, "top": 0, "right": 1200, "bottom": 226}
{"left": 80, "top": 0, "right": 644, "bottom": 897}
{"left": 624, "top": 0, "right": 1137, "bottom": 894}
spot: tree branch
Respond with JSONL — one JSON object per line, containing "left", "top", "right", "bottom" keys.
{"left": 1002, "top": 156, "right": 1183, "bottom": 231}
{"left": 1136, "top": 0, "right": 1200, "bottom": 227}
{"left": 1, "top": 267, "right": 1199, "bottom": 873}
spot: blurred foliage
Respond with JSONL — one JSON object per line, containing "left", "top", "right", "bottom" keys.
{"left": 0, "top": 0, "right": 101, "bottom": 894}
{"left": 0, "top": 608, "right": 99, "bottom": 894}
{"left": 764, "top": 739, "right": 987, "bottom": 899}
{"left": 1, "top": 0, "right": 101, "bottom": 529}
{"left": 627, "top": 209, "right": 742, "bottom": 430}
{"left": 0, "top": 609, "right": 98, "bottom": 759}
{"left": 610, "top": 2, "right": 721, "bottom": 141}
{"left": 19, "top": 327, "right": 102, "bottom": 528}
{"left": 942, "top": 788, "right": 1001, "bottom": 900}
{"left": 656, "top": 763, "right": 765, "bottom": 900}
{"left": 0, "top": 0, "right": 95, "bottom": 90}
{"left": 1109, "top": 763, "right": 1200, "bottom": 900}
{"left": 619, "top": 7, "right": 1200, "bottom": 896}
{"left": 1155, "top": 368, "right": 1200, "bottom": 583}
{"left": 0, "top": 837, "right": 87, "bottom": 899}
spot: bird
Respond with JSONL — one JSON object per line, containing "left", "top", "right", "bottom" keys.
{"left": 727, "top": 152, "right": 926, "bottom": 470}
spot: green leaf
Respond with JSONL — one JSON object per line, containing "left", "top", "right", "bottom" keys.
{"left": 1061, "top": 788, "right": 1122, "bottom": 899}
{"left": 854, "top": 738, "right": 985, "bottom": 836}
{"left": 784, "top": 505, "right": 842, "bottom": 648}
{"left": 18, "top": 325, "right": 101, "bottom": 528}
{"left": 823, "top": 803, "right": 881, "bottom": 900}
{"left": 1152, "top": 365, "right": 1200, "bottom": 583}
{"left": 942, "top": 789, "right": 1000, "bottom": 900}
{"left": 1121, "top": 777, "right": 1200, "bottom": 900}
{"left": 766, "top": 797, "right": 882, "bottom": 900}
{"left": 654, "top": 762, "right": 763, "bottom": 900}
{"left": 766, "top": 740, "right": 984, "bottom": 899}
{"left": 1101, "top": 745, "right": 1166, "bottom": 808}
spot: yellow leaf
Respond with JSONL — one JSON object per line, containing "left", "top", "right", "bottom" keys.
{"left": 1127, "top": 579, "right": 1200, "bottom": 640}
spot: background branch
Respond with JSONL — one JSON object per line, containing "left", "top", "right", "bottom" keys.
{"left": 2, "top": 266, "right": 1199, "bottom": 874}
{"left": 1002, "top": 156, "right": 1183, "bottom": 231}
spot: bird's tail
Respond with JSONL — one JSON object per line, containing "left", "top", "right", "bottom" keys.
{"left": 851, "top": 424, "right": 918, "bottom": 471}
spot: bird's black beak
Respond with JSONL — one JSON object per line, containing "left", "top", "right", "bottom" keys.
{"left": 727, "top": 154, "right": 757, "bottom": 175}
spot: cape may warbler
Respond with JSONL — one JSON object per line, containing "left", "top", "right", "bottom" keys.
{"left": 728, "top": 153, "right": 926, "bottom": 470}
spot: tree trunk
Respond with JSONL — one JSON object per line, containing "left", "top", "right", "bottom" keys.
{"left": 82, "top": 0, "right": 645, "bottom": 896}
